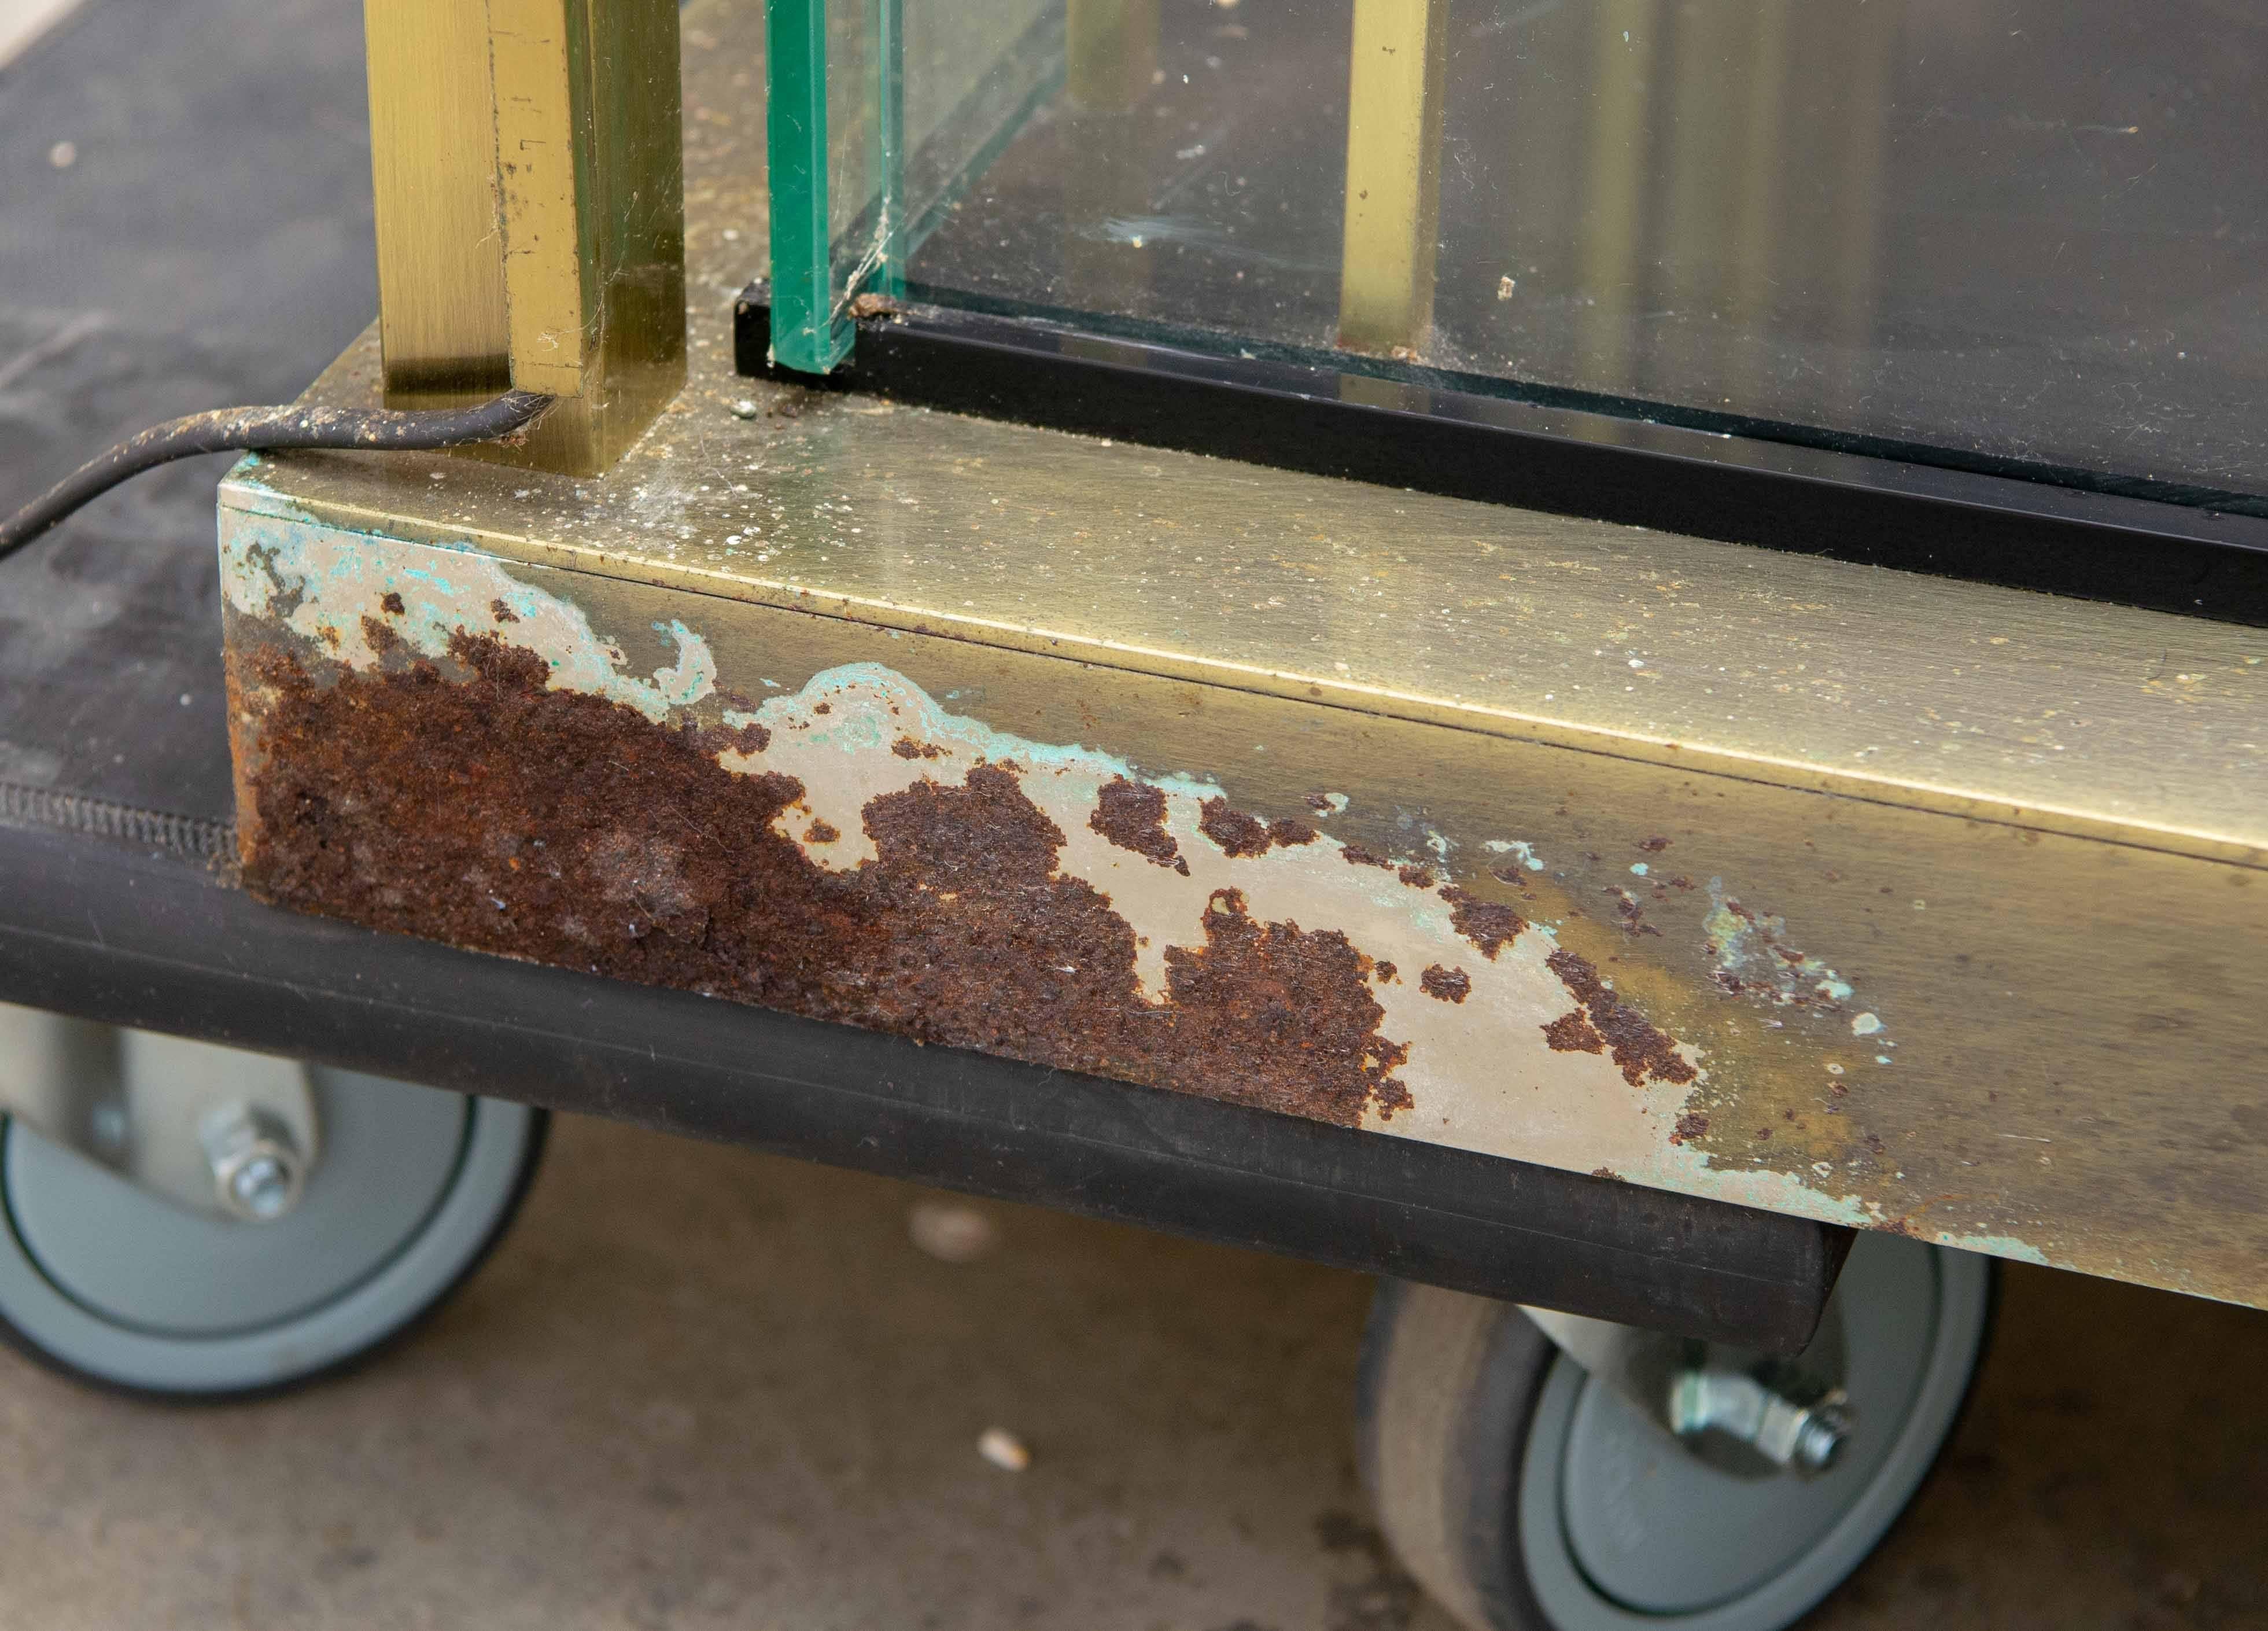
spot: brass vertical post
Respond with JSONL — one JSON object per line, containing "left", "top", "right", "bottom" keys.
{"left": 1575, "top": 0, "right": 1658, "bottom": 393}
{"left": 1336, "top": 0, "right": 1450, "bottom": 358}
{"left": 1827, "top": 0, "right": 1896, "bottom": 414}
{"left": 1726, "top": 0, "right": 1789, "bottom": 402}
{"left": 363, "top": 0, "right": 686, "bottom": 477}
{"left": 365, "top": 0, "right": 514, "bottom": 404}
{"left": 1659, "top": 0, "right": 1745, "bottom": 395}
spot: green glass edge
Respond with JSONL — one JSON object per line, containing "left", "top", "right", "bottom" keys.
{"left": 764, "top": 0, "right": 854, "bottom": 373}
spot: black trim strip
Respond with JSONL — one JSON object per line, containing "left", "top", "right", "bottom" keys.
{"left": 0, "top": 819, "right": 1847, "bottom": 1352}
{"left": 735, "top": 287, "right": 2268, "bottom": 625}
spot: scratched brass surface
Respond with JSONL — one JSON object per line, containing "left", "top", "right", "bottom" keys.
{"left": 263, "top": 325, "right": 2268, "bottom": 870}
{"left": 488, "top": 0, "right": 598, "bottom": 400}
{"left": 227, "top": 0, "right": 2267, "bottom": 1306}
{"left": 363, "top": 0, "right": 686, "bottom": 473}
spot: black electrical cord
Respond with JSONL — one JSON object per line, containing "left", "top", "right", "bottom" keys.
{"left": 0, "top": 390, "right": 555, "bottom": 562}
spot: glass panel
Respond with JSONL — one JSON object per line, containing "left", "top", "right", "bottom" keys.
{"left": 774, "top": 0, "right": 2268, "bottom": 504}
{"left": 765, "top": 0, "right": 1060, "bottom": 368}
{"left": 764, "top": 0, "right": 840, "bottom": 370}
{"left": 901, "top": 0, "right": 1062, "bottom": 257}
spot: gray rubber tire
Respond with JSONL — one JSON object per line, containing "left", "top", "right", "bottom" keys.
{"left": 0, "top": 1065, "right": 545, "bottom": 1400}
{"left": 1357, "top": 1234, "right": 1994, "bottom": 1631}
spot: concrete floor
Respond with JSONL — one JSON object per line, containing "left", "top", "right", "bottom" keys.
{"left": 1, "top": 1114, "right": 2262, "bottom": 1631}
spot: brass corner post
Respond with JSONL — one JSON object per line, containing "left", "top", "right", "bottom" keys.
{"left": 1336, "top": 0, "right": 1450, "bottom": 358}
{"left": 364, "top": 0, "right": 687, "bottom": 477}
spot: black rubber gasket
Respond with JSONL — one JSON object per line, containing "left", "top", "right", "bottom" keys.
{"left": 735, "top": 288, "right": 2268, "bottom": 627}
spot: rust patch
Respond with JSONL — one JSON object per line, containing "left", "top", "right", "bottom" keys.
{"left": 360, "top": 615, "right": 399, "bottom": 657}
{"left": 490, "top": 598, "right": 519, "bottom": 624}
{"left": 1604, "top": 886, "right": 1663, "bottom": 938}
{"left": 1637, "top": 835, "right": 1670, "bottom": 853}
{"left": 708, "top": 718, "right": 770, "bottom": 754}
{"left": 1419, "top": 964, "right": 1470, "bottom": 1003}
{"left": 1198, "top": 797, "right": 1272, "bottom": 858}
{"left": 1163, "top": 889, "right": 1414, "bottom": 1122}
{"left": 891, "top": 736, "right": 945, "bottom": 760}
{"left": 234, "top": 636, "right": 1414, "bottom": 1129}
{"left": 1397, "top": 863, "right": 1436, "bottom": 888}
{"left": 379, "top": 591, "right": 405, "bottom": 616}
{"left": 804, "top": 819, "right": 840, "bottom": 844}
{"left": 1090, "top": 775, "right": 1186, "bottom": 872}
{"left": 1439, "top": 886, "right": 1526, "bottom": 960}
{"left": 1374, "top": 960, "right": 1397, "bottom": 983}
{"left": 1543, "top": 1010, "right": 1605, "bottom": 1054}
{"left": 1546, "top": 947, "right": 1698, "bottom": 1088}
{"left": 1193, "top": 798, "right": 1320, "bottom": 861}
{"left": 1671, "top": 1111, "right": 1709, "bottom": 1144}
{"left": 1341, "top": 842, "right": 1394, "bottom": 870}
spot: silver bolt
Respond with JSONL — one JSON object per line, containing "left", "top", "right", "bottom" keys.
{"left": 1670, "top": 1369, "right": 1853, "bottom": 1475}
{"left": 1791, "top": 1401, "right": 1852, "bottom": 1471}
{"left": 228, "top": 1152, "right": 297, "bottom": 1220}
{"left": 87, "top": 1097, "right": 129, "bottom": 1151}
{"left": 200, "top": 1103, "right": 305, "bottom": 1223}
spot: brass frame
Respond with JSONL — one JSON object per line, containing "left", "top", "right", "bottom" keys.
{"left": 363, "top": 0, "right": 687, "bottom": 476}
{"left": 1336, "top": 0, "right": 1450, "bottom": 356}
{"left": 241, "top": 0, "right": 2267, "bottom": 1312}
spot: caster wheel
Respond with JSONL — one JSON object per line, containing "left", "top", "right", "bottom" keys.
{"left": 1358, "top": 1234, "right": 1994, "bottom": 1631}
{"left": 0, "top": 1033, "right": 546, "bottom": 1400}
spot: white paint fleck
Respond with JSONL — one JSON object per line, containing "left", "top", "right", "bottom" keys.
{"left": 1484, "top": 838, "right": 1546, "bottom": 871}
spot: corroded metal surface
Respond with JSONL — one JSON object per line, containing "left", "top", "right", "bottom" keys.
{"left": 219, "top": 509, "right": 2268, "bottom": 1304}
{"left": 222, "top": 522, "right": 1730, "bottom": 1158}
{"left": 214, "top": 0, "right": 2268, "bottom": 1308}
